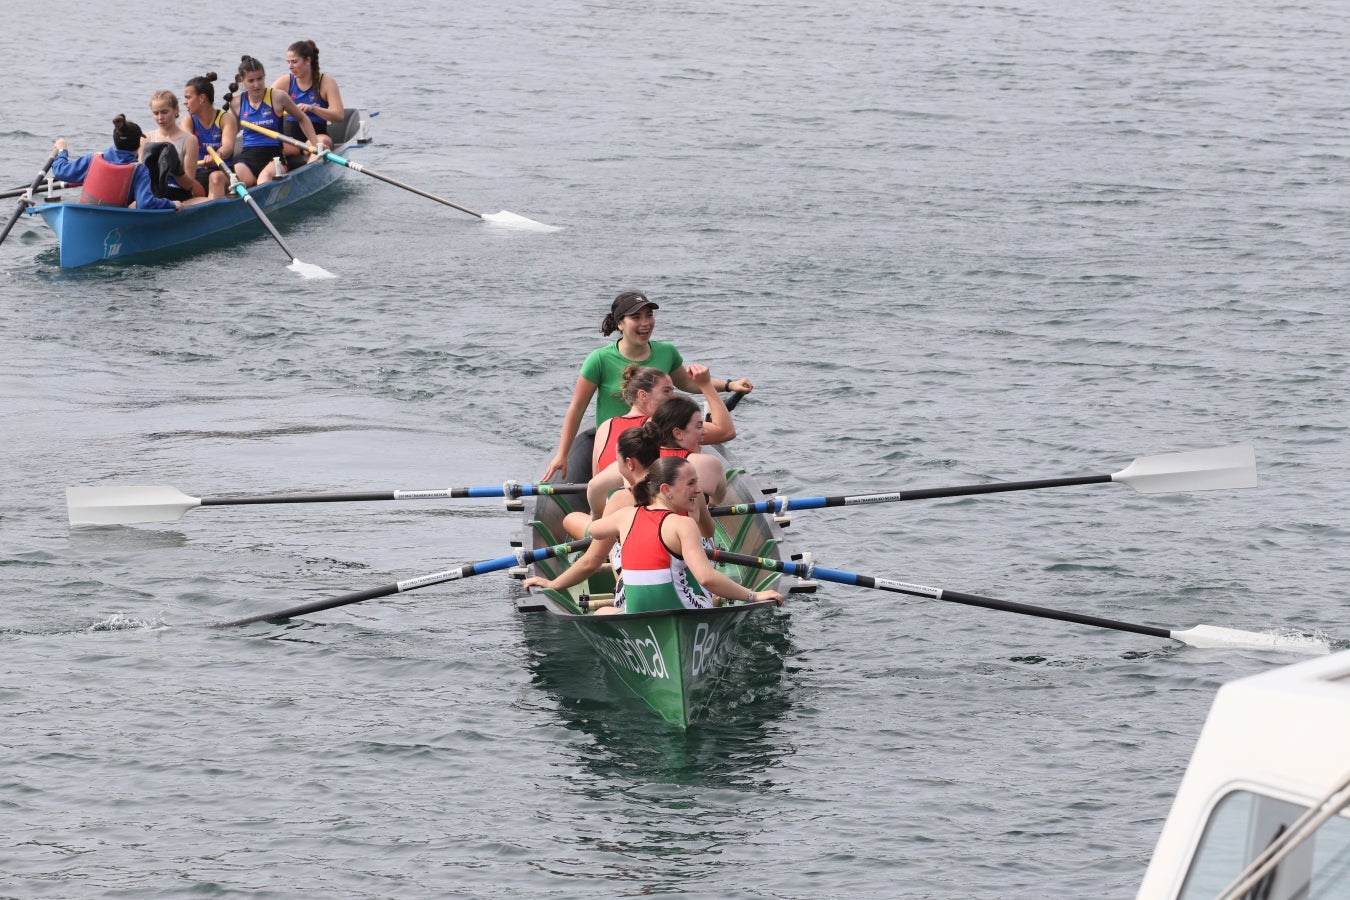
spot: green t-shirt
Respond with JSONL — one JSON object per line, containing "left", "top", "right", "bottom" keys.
{"left": 579, "top": 340, "right": 684, "bottom": 424}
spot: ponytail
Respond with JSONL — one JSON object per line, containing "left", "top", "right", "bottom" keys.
{"left": 633, "top": 457, "right": 690, "bottom": 507}
{"left": 620, "top": 365, "right": 668, "bottom": 405}
{"left": 616, "top": 426, "right": 660, "bottom": 469}
{"left": 186, "top": 71, "right": 218, "bottom": 105}
{"left": 224, "top": 55, "right": 264, "bottom": 109}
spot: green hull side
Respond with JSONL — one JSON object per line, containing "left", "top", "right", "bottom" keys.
{"left": 518, "top": 442, "right": 803, "bottom": 726}
{"left": 565, "top": 602, "right": 774, "bottom": 728}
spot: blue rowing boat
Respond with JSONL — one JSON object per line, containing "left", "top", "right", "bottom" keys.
{"left": 25, "top": 109, "right": 371, "bottom": 268}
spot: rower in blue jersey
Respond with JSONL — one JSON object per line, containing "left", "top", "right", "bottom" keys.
{"left": 225, "top": 54, "right": 318, "bottom": 187}
{"left": 273, "top": 39, "right": 345, "bottom": 163}
{"left": 181, "top": 72, "right": 238, "bottom": 200}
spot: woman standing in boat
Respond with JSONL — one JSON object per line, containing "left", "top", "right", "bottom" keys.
{"left": 181, "top": 72, "right": 238, "bottom": 200}
{"left": 273, "top": 39, "right": 344, "bottom": 162}
{"left": 541, "top": 290, "right": 755, "bottom": 481}
{"left": 590, "top": 457, "right": 781, "bottom": 613}
{"left": 226, "top": 55, "right": 318, "bottom": 187}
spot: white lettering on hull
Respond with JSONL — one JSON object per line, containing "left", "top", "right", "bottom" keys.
{"left": 585, "top": 624, "right": 669, "bottom": 679}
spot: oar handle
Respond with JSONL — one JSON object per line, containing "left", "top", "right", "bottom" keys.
{"left": 710, "top": 549, "right": 1172, "bottom": 640}
{"left": 216, "top": 538, "right": 593, "bottom": 627}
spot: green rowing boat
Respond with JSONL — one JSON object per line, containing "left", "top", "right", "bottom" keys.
{"left": 514, "top": 440, "right": 812, "bottom": 727}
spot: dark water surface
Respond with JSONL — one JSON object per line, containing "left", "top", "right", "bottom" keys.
{"left": 2, "top": 1, "right": 1347, "bottom": 896}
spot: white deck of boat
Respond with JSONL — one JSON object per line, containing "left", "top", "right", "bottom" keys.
{"left": 1138, "top": 648, "right": 1350, "bottom": 898}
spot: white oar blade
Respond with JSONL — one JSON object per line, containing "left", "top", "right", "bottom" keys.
{"left": 1172, "top": 624, "right": 1329, "bottom": 655}
{"left": 66, "top": 485, "right": 201, "bottom": 527}
{"left": 1112, "top": 443, "right": 1257, "bottom": 494}
{"left": 482, "top": 210, "right": 560, "bottom": 232}
{"left": 287, "top": 259, "right": 336, "bottom": 279}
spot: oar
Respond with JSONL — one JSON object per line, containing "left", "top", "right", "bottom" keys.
{"left": 238, "top": 119, "right": 558, "bottom": 232}
{"left": 215, "top": 538, "right": 592, "bottom": 627}
{"left": 711, "top": 444, "right": 1257, "bottom": 517}
{"left": 0, "top": 180, "right": 71, "bottom": 201}
{"left": 0, "top": 149, "right": 59, "bottom": 246}
{"left": 711, "top": 550, "right": 1328, "bottom": 654}
{"left": 66, "top": 481, "right": 589, "bottom": 526}
{"left": 206, "top": 145, "right": 334, "bottom": 279}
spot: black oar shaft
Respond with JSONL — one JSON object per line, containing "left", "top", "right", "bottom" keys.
{"left": 216, "top": 538, "right": 592, "bottom": 628}
{"left": 711, "top": 474, "right": 1113, "bottom": 516}
{"left": 238, "top": 190, "right": 298, "bottom": 260}
{"left": 711, "top": 550, "right": 1171, "bottom": 640}
{"left": 202, "top": 491, "right": 398, "bottom": 507}
{"left": 340, "top": 160, "right": 483, "bottom": 218}
{"left": 197, "top": 483, "right": 588, "bottom": 508}
{"left": 241, "top": 120, "right": 486, "bottom": 218}
{"left": 0, "top": 151, "right": 58, "bottom": 245}
{"left": 886, "top": 473, "right": 1111, "bottom": 502}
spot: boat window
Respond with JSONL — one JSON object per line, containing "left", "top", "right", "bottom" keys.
{"left": 1178, "top": 790, "right": 1350, "bottom": 899}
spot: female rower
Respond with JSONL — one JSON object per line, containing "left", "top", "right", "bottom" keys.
{"left": 589, "top": 457, "right": 781, "bottom": 613}
{"left": 181, "top": 72, "right": 238, "bottom": 200}
{"left": 49, "top": 116, "right": 179, "bottom": 211}
{"left": 644, "top": 394, "right": 729, "bottom": 505}
{"left": 141, "top": 90, "right": 204, "bottom": 203}
{"left": 585, "top": 363, "right": 737, "bottom": 516}
{"left": 272, "top": 39, "right": 344, "bottom": 160}
{"left": 524, "top": 428, "right": 666, "bottom": 615}
{"left": 226, "top": 55, "right": 318, "bottom": 187}
{"left": 540, "top": 289, "right": 754, "bottom": 482}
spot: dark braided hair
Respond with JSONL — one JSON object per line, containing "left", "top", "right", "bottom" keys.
{"left": 223, "top": 55, "right": 265, "bottom": 109}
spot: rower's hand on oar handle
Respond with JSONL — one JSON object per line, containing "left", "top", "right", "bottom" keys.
{"left": 52, "top": 138, "right": 67, "bottom": 154}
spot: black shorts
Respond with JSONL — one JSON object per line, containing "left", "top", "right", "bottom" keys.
{"left": 235, "top": 146, "right": 283, "bottom": 177}
{"left": 284, "top": 117, "right": 328, "bottom": 139}
{"left": 162, "top": 183, "right": 195, "bottom": 202}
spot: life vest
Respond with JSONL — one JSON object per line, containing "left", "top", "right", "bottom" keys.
{"left": 78, "top": 155, "right": 136, "bottom": 207}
